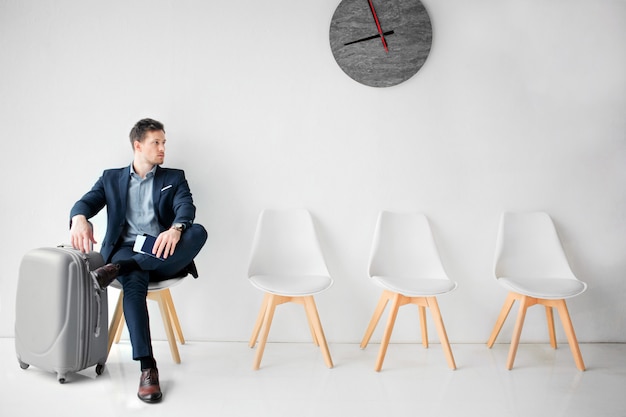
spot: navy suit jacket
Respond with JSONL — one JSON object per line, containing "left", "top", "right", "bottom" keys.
{"left": 70, "top": 165, "right": 196, "bottom": 263}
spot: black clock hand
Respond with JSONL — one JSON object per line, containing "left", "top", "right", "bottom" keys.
{"left": 344, "top": 30, "right": 395, "bottom": 46}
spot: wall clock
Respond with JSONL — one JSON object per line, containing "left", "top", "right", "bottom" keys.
{"left": 329, "top": 0, "right": 432, "bottom": 88}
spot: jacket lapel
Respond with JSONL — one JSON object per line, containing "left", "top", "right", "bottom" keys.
{"left": 152, "top": 166, "right": 165, "bottom": 213}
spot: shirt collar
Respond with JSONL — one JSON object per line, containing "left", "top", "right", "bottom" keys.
{"left": 129, "top": 164, "right": 157, "bottom": 179}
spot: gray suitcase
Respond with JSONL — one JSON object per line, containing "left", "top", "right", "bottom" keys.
{"left": 15, "top": 246, "right": 108, "bottom": 383}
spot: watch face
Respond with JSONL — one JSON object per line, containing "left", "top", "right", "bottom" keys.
{"left": 329, "top": 0, "right": 432, "bottom": 87}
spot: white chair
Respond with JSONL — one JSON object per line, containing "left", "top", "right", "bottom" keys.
{"left": 247, "top": 209, "right": 334, "bottom": 370}
{"left": 361, "top": 211, "right": 457, "bottom": 371}
{"left": 108, "top": 274, "right": 191, "bottom": 364}
{"left": 487, "top": 211, "right": 587, "bottom": 370}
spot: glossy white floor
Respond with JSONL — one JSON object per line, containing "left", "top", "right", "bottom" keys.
{"left": 2, "top": 338, "right": 625, "bottom": 417}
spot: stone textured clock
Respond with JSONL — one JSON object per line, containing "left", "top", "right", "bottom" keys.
{"left": 329, "top": 0, "right": 432, "bottom": 87}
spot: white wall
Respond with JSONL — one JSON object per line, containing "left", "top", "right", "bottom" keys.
{"left": 1, "top": 0, "right": 625, "bottom": 345}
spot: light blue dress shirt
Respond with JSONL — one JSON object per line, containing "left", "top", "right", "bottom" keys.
{"left": 122, "top": 164, "right": 161, "bottom": 243}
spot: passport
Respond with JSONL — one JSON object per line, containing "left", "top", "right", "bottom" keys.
{"left": 133, "top": 234, "right": 165, "bottom": 261}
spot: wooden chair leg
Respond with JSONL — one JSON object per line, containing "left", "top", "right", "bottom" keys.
{"left": 360, "top": 291, "right": 391, "bottom": 349}
{"left": 427, "top": 297, "right": 456, "bottom": 370}
{"left": 419, "top": 305, "right": 428, "bottom": 348}
{"left": 163, "top": 289, "right": 185, "bottom": 344}
{"left": 487, "top": 292, "right": 517, "bottom": 348}
{"left": 489, "top": 293, "right": 584, "bottom": 371}
{"left": 114, "top": 313, "right": 125, "bottom": 343}
{"left": 249, "top": 293, "right": 270, "bottom": 348}
{"left": 507, "top": 295, "right": 532, "bottom": 370}
{"left": 107, "top": 292, "right": 124, "bottom": 353}
{"left": 303, "top": 296, "right": 333, "bottom": 368}
{"left": 554, "top": 299, "right": 585, "bottom": 371}
{"left": 149, "top": 290, "right": 181, "bottom": 364}
{"left": 253, "top": 294, "right": 278, "bottom": 370}
{"left": 301, "top": 298, "right": 320, "bottom": 347}
{"left": 546, "top": 306, "right": 557, "bottom": 349}
{"left": 375, "top": 292, "right": 402, "bottom": 372}
{"left": 248, "top": 293, "right": 270, "bottom": 348}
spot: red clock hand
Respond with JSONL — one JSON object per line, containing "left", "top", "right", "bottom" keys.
{"left": 367, "top": 0, "right": 388, "bottom": 53}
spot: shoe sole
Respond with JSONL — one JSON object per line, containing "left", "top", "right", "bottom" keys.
{"left": 138, "top": 392, "right": 162, "bottom": 403}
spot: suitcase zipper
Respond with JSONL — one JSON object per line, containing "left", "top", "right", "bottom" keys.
{"left": 77, "top": 250, "right": 91, "bottom": 371}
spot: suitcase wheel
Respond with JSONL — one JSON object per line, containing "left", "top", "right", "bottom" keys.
{"left": 18, "top": 359, "right": 29, "bottom": 370}
{"left": 96, "top": 363, "right": 105, "bottom": 376}
{"left": 57, "top": 373, "right": 66, "bottom": 384}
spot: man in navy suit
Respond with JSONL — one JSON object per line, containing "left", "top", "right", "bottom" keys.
{"left": 70, "top": 118, "right": 207, "bottom": 403}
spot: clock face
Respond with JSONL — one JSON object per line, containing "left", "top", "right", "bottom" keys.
{"left": 329, "top": 0, "right": 432, "bottom": 87}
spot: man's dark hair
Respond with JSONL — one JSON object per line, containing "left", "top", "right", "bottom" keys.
{"left": 129, "top": 118, "right": 165, "bottom": 147}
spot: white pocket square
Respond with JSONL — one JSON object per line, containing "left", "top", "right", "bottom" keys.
{"left": 161, "top": 184, "right": 173, "bottom": 192}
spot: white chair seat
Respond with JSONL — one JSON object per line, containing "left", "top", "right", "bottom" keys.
{"left": 249, "top": 274, "right": 333, "bottom": 297}
{"left": 499, "top": 277, "right": 587, "bottom": 299}
{"left": 372, "top": 276, "right": 457, "bottom": 296}
{"left": 110, "top": 277, "right": 185, "bottom": 292}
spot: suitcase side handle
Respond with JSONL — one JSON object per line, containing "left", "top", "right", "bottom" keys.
{"left": 94, "top": 289, "right": 102, "bottom": 338}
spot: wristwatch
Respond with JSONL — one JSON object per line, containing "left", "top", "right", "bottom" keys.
{"left": 171, "top": 223, "right": 185, "bottom": 232}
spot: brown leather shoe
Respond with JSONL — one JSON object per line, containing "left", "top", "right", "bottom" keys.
{"left": 138, "top": 368, "right": 162, "bottom": 403}
{"left": 91, "top": 263, "right": 120, "bottom": 290}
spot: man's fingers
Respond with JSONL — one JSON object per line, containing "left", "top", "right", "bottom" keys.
{"left": 166, "top": 240, "right": 177, "bottom": 257}
{"left": 70, "top": 221, "right": 96, "bottom": 253}
{"left": 85, "top": 236, "right": 94, "bottom": 252}
{"left": 153, "top": 236, "right": 169, "bottom": 259}
{"left": 153, "top": 231, "right": 180, "bottom": 259}
{"left": 153, "top": 236, "right": 164, "bottom": 258}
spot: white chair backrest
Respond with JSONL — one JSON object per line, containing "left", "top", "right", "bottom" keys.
{"left": 494, "top": 212, "right": 576, "bottom": 280}
{"left": 248, "top": 209, "right": 330, "bottom": 277}
{"left": 368, "top": 211, "right": 448, "bottom": 280}
{"left": 89, "top": 212, "right": 107, "bottom": 252}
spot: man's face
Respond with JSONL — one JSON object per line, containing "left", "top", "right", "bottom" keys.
{"left": 136, "top": 130, "right": 166, "bottom": 166}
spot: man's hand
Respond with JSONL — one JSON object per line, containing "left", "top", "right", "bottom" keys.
{"left": 70, "top": 215, "right": 96, "bottom": 253}
{"left": 153, "top": 228, "right": 182, "bottom": 259}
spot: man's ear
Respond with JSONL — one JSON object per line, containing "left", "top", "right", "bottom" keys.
{"left": 133, "top": 140, "right": 142, "bottom": 152}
